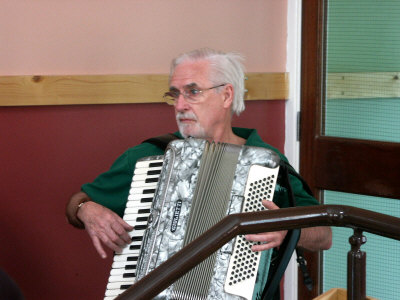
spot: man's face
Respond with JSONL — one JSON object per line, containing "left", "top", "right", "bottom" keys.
{"left": 170, "top": 60, "right": 228, "bottom": 139}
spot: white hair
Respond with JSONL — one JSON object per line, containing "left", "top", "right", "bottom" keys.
{"left": 170, "top": 48, "right": 246, "bottom": 116}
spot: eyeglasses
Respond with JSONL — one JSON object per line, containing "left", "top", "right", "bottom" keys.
{"left": 163, "top": 83, "right": 227, "bottom": 105}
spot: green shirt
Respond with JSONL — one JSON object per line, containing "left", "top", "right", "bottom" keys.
{"left": 82, "top": 127, "right": 319, "bottom": 216}
{"left": 81, "top": 127, "right": 318, "bottom": 299}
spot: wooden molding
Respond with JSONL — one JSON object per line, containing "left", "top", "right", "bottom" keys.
{"left": 0, "top": 72, "right": 288, "bottom": 106}
{"left": 327, "top": 72, "right": 400, "bottom": 99}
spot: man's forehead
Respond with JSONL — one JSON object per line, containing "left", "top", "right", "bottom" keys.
{"left": 170, "top": 61, "right": 210, "bottom": 88}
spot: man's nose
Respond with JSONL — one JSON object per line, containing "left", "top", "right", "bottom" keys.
{"left": 174, "top": 94, "right": 190, "bottom": 111}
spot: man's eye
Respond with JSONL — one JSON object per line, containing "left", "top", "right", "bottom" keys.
{"left": 188, "top": 88, "right": 200, "bottom": 96}
{"left": 169, "top": 91, "right": 180, "bottom": 98}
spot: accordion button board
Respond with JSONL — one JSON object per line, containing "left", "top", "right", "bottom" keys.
{"left": 224, "top": 164, "right": 278, "bottom": 299}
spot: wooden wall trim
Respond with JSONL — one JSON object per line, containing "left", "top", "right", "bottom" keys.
{"left": 327, "top": 72, "right": 400, "bottom": 99}
{"left": 0, "top": 72, "right": 288, "bottom": 106}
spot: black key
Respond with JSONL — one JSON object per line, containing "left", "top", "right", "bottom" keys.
{"left": 131, "top": 236, "right": 143, "bottom": 242}
{"left": 120, "top": 284, "right": 132, "bottom": 290}
{"left": 123, "top": 273, "right": 135, "bottom": 278}
{"left": 145, "top": 178, "right": 158, "bottom": 183}
{"left": 136, "top": 216, "right": 148, "bottom": 222}
{"left": 129, "top": 245, "right": 141, "bottom": 250}
{"left": 143, "top": 189, "right": 155, "bottom": 194}
{"left": 127, "top": 256, "right": 138, "bottom": 262}
{"left": 149, "top": 162, "right": 163, "bottom": 168}
{"left": 125, "top": 265, "right": 137, "bottom": 270}
{"left": 138, "top": 208, "right": 151, "bottom": 214}
{"left": 147, "top": 169, "right": 161, "bottom": 175}
{"left": 140, "top": 198, "right": 153, "bottom": 203}
{"left": 134, "top": 225, "right": 147, "bottom": 230}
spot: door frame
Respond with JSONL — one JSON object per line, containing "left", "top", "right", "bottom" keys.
{"left": 300, "top": 0, "right": 400, "bottom": 298}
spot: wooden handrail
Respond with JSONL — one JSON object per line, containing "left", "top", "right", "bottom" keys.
{"left": 115, "top": 205, "right": 400, "bottom": 300}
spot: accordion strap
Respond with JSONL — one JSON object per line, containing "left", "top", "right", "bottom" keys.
{"left": 260, "top": 163, "right": 300, "bottom": 299}
{"left": 142, "top": 133, "right": 180, "bottom": 150}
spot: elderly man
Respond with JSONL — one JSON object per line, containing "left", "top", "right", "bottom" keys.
{"left": 66, "top": 48, "right": 331, "bottom": 297}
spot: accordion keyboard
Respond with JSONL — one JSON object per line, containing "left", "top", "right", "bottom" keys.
{"left": 104, "top": 158, "right": 163, "bottom": 300}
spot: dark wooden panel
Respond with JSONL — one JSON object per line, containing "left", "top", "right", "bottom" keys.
{"left": 299, "top": 0, "right": 327, "bottom": 298}
{"left": 315, "top": 136, "right": 400, "bottom": 199}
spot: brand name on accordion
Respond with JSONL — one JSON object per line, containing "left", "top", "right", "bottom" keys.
{"left": 171, "top": 199, "right": 182, "bottom": 232}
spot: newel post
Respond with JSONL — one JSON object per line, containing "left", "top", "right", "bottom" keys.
{"left": 347, "top": 228, "right": 367, "bottom": 300}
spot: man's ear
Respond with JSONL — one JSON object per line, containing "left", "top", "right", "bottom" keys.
{"left": 222, "top": 84, "right": 234, "bottom": 108}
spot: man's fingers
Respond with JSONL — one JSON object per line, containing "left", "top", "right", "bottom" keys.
{"left": 81, "top": 202, "right": 134, "bottom": 256}
{"left": 104, "top": 226, "right": 129, "bottom": 248}
{"left": 92, "top": 235, "right": 107, "bottom": 259}
{"left": 251, "top": 243, "right": 274, "bottom": 252}
{"left": 111, "top": 221, "right": 132, "bottom": 244}
{"left": 245, "top": 232, "right": 270, "bottom": 243}
{"left": 262, "top": 200, "right": 279, "bottom": 210}
{"left": 98, "top": 230, "right": 125, "bottom": 254}
{"left": 120, "top": 220, "right": 134, "bottom": 232}
{"left": 245, "top": 230, "right": 288, "bottom": 252}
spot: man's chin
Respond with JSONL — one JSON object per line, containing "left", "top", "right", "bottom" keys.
{"left": 178, "top": 125, "right": 205, "bottom": 139}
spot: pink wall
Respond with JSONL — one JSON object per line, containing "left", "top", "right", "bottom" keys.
{"left": 0, "top": 0, "right": 287, "bottom": 75}
{"left": 0, "top": 1, "right": 288, "bottom": 299}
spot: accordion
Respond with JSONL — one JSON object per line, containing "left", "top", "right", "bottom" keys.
{"left": 105, "top": 138, "right": 281, "bottom": 300}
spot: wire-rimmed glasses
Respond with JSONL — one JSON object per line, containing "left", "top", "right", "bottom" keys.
{"left": 163, "top": 83, "right": 227, "bottom": 105}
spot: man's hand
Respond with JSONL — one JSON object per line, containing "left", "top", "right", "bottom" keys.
{"left": 77, "top": 200, "right": 133, "bottom": 259}
{"left": 244, "top": 200, "right": 333, "bottom": 252}
{"left": 244, "top": 200, "right": 287, "bottom": 252}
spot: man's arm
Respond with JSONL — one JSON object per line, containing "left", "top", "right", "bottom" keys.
{"left": 66, "top": 191, "right": 133, "bottom": 258}
{"left": 297, "top": 226, "right": 332, "bottom": 251}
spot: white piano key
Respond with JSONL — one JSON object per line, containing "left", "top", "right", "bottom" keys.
{"left": 134, "top": 167, "right": 162, "bottom": 175}
{"left": 126, "top": 196, "right": 154, "bottom": 205}
{"left": 125, "top": 216, "right": 148, "bottom": 226}
{"left": 125, "top": 219, "right": 148, "bottom": 227}
{"left": 105, "top": 290, "right": 120, "bottom": 297}
{"left": 118, "top": 239, "right": 141, "bottom": 249}
{"left": 131, "top": 180, "right": 158, "bottom": 189}
{"left": 128, "top": 184, "right": 157, "bottom": 195}
{"left": 129, "top": 179, "right": 157, "bottom": 187}
{"left": 117, "top": 246, "right": 141, "bottom": 255}
{"left": 107, "top": 274, "right": 136, "bottom": 283}
{"left": 122, "top": 212, "right": 148, "bottom": 221}
{"left": 106, "top": 281, "right": 133, "bottom": 290}
{"left": 123, "top": 206, "right": 151, "bottom": 214}
{"left": 123, "top": 240, "right": 142, "bottom": 248}
{"left": 127, "top": 192, "right": 155, "bottom": 199}
{"left": 104, "top": 288, "right": 129, "bottom": 298}
{"left": 105, "top": 288, "right": 130, "bottom": 297}
{"left": 132, "top": 173, "right": 160, "bottom": 181}
{"left": 129, "top": 184, "right": 157, "bottom": 192}
{"left": 125, "top": 199, "right": 153, "bottom": 207}
{"left": 110, "top": 267, "right": 137, "bottom": 276}
{"left": 135, "top": 159, "right": 163, "bottom": 169}
{"left": 113, "top": 253, "right": 139, "bottom": 262}
{"left": 120, "top": 247, "right": 143, "bottom": 256}
{"left": 130, "top": 227, "right": 146, "bottom": 234}
{"left": 112, "top": 260, "right": 137, "bottom": 269}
